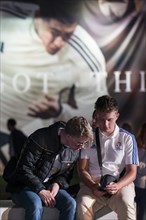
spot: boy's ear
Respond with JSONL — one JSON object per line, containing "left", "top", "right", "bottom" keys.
{"left": 117, "top": 112, "right": 120, "bottom": 119}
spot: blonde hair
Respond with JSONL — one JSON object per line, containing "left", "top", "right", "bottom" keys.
{"left": 65, "top": 116, "right": 93, "bottom": 142}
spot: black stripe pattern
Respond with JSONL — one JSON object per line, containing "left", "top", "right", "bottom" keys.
{"left": 69, "top": 34, "right": 103, "bottom": 72}
{"left": 0, "top": 3, "right": 31, "bottom": 19}
{"left": 0, "top": 42, "right": 4, "bottom": 53}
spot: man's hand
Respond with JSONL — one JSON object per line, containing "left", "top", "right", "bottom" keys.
{"left": 91, "top": 183, "right": 107, "bottom": 197}
{"left": 47, "top": 183, "right": 60, "bottom": 198}
{"left": 28, "top": 95, "right": 61, "bottom": 119}
{"left": 38, "top": 189, "right": 56, "bottom": 207}
{"left": 105, "top": 182, "right": 119, "bottom": 195}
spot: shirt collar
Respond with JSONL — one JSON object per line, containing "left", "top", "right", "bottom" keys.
{"left": 99, "top": 124, "right": 119, "bottom": 139}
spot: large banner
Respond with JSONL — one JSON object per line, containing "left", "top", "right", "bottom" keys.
{"left": 0, "top": 0, "right": 145, "bottom": 170}
{"left": 79, "top": 0, "right": 146, "bottom": 130}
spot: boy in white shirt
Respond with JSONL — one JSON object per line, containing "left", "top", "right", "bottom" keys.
{"left": 76, "top": 95, "right": 139, "bottom": 220}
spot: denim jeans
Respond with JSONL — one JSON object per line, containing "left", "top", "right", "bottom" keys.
{"left": 11, "top": 189, "right": 76, "bottom": 220}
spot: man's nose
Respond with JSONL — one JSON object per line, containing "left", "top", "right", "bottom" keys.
{"left": 54, "top": 36, "right": 65, "bottom": 48}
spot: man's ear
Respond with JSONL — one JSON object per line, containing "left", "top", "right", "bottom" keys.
{"left": 116, "top": 112, "right": 120, "bottom": 119}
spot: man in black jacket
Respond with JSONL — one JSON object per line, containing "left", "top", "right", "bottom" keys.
{"left": 3, "top": 116, "right": 93, "bottom": 220}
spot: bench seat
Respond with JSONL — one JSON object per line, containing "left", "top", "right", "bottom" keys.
{"left": 0, "top": 200, "right": 118, "bottom": 220}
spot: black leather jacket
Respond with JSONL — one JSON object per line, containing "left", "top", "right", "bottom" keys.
{"left": 5, "top": 122, "right": 79, "bottom": 194}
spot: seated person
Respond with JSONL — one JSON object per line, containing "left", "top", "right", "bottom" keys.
{"left": 76, "top": 95, "right": 139, "bottom": 220}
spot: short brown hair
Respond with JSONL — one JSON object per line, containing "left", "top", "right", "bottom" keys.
{"left": 95, "top": 95, "right": 119, "bottom": 113}
{"left": 39, "top": 0, "right": 81, "bottom": 24}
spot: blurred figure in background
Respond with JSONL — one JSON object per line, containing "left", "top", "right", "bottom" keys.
{"left": 7, "top": 118, "right": 27, "bottom": 160}
{"left": 135, "top": 123, "right": 146, "bottom": 220}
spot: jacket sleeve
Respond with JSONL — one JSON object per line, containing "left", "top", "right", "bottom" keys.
{"left": 14, "top": 138, "right": 47, "bottom": 194}
{"left": 50, "top": 163, "right": 75, "bottom": 189}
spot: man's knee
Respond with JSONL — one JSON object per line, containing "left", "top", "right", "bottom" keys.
{"left": 68, "top": 196, "right": 76, "bottom": 210}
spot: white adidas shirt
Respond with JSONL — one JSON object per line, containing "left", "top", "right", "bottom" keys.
{"left": 81, "top": 125, "right": 139, "bottom": 179}
{"left": 0, "top": 1, "right": 108, "bottom": 135}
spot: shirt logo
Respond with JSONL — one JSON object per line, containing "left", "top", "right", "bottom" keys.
{"left": 115, "top": 142, "right": 122, "bottom": 150}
